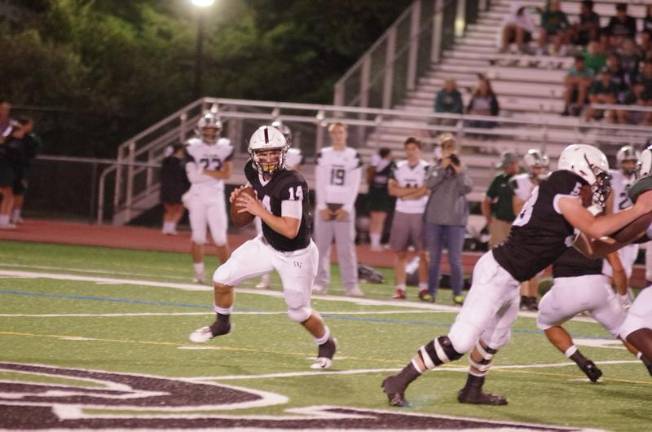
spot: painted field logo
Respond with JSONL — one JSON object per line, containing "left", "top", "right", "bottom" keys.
{"left": 0, "top": 363, "right": 592, "bottom": 430}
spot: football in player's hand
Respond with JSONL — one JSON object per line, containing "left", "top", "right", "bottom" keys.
{"left": 230, "top": 186, "right": 256, "bottom": 227}
{"left": 611, "top": 211, "right": 652, "bottom": 244}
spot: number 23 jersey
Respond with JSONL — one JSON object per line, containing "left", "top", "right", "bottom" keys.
{"left": 492, "top": 170, "right": 587, "bottom": 282}
{"left": 244, "top": 160, "right": 312, "bottom": 252}
{"left": 185, "top": 138, "right": 234, "bottom": 194}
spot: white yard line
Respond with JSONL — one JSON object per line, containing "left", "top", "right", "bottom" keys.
{"left": 0, "top": 310, "right": 434, "bottom": 318}
{"left": 185, "top": 360, "right": 643, "bottom": 381}
{"left": 0, "top": 269, "right": 599, "bottom": 322}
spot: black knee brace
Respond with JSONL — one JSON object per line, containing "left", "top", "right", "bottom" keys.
{"left": 418, "top": 336, "right": 463, "bottom": 370}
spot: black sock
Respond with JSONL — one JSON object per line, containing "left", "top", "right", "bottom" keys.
{"left": 318, "top": 337, "right": 336, "bottom": 359}
{"left": 463, "top": 374, "right": 485, "bottom": 390}
{"left": 209, "top": 313, "right": 231, "bottom": 336}
{"left": 570, "top": 350, "right": 589, "bottom": 368}
{"left": 395, "top": 362, "right": 421, "bottom": 388}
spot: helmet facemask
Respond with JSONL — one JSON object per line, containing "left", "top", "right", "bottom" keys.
{"left": 587, "top": 155, "right": 612, "bottom": 210}
{"left": 250, "top": 147, "right": 288, "bottom": 178}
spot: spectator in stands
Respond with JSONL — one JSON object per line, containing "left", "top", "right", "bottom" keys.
{"left": 367, "top": 147, "right": 395, "bottom": 252}
{"left": 423, "top": 133, "right": 471, "bottom": 305}
{"left": 617, "top": 81, "right": 647, "bottom": 125}
{"left": 388, "top": 138, "right": 430, "bottom": 301}
{"left": 538, "top": 0, "right": 571, "bottom": 56}
{"left": 605, "top": 53, "right": 628, "bottom": 101}
{"left": 584, "top": 40, "right": 607, "bottom": 75}
{"left": 619, "top": 38, "right": 642, "bottom": 86}
{"left": 640, "top": 66, "right": 652, "bottom": 126}
{"left": 639, "top": 30, "right": 652, "bottom": 61}
{"left": 0, "top": 101, "right": 11, "bottom": 143}
{"left": 482, "top": 151, "right": 518, "bottom": 248}
{"left": 562, "top": 55, "right": 594, "bottom": 116}
{"left": 434, "top": 79, "right": 463, "bottom": 125}
{"left": 570, "top": 0, "right": 600, "bottom": 48}
{"left": 160, "top": 143, "right": 190, "bottom": 235}
{"left": 499, "top": 3, "right": 537, "bottom": 54}
{"left": 643, "top": 5, "right": 652, "bottom": 32}
{"left": 465, "top": 75, "right": 499, "bottom": 131}
{"left": 10, "top": 117, "right": 41, "bottom": 224}
{"left": 584, "top": 68, "right": 619, "bottom": 123}
{"left": 607, "top": 3, "right": 637, "bottom": 41}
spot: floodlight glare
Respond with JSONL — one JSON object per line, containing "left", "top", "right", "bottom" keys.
{"left": 191, "top": 0, "right": 215, "bottom": 7}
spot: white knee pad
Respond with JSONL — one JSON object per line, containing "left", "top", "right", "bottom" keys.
{"left": 448, "top": 321, "right": 480, "bottom": 354}
{"left": 288, "top": 306, "right": 312, "bottom": 323}
{"left": 484, "top": 327, "right": 512, "bottom": 349}
{"left": 213, "top": 262, "right": 236, "bottom": 285}
{"left": 192, "top": 234, "right": 207, "bottom": 245}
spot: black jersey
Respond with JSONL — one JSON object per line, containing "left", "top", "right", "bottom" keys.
{"left": 552, "top": 247, "right": 602, "bottom": 278}
{"left": 493, "top": 170, "right": 586, "bottom": 282}
{"left": 244, "top": 160, "right": 312, "bottom": 252}
{"left": 370, "top": 160, "right": 395, "bottom": 191}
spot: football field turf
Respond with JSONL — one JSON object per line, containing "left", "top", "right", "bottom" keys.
{"left": 1, "top": 240, "right": 651, "bottom": 431}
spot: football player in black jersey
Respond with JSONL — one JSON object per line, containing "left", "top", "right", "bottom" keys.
{"left": 382, "top": 144, "right": 652, "bottom": 407}
{"left": 189, "top": 125, "right": 336, "bottom": 369}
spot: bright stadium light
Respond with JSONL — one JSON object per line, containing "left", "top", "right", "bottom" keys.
{"left": 190, "top": 0, "right": 216, "bottom": 98}
{"left": 191, "top": 0, "right": 215, "bottom": 7}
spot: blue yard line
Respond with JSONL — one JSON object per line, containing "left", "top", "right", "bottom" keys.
{"left": 0, "top": 289, "right": 211, "bottom": 310}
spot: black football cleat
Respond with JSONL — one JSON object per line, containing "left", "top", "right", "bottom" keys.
{"left": 579, "top": 360, "right": 602, "bottom": 382}
{"left": 457, "top": 386, "right": 508, "bottom": 406}
{"left": 381, "top": 376, "right": 409, "bottom": 407}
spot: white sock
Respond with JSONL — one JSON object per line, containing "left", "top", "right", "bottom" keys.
{"left": 564, "top": 345, "right": 578, "bottom": 358}
{"left": 0, "top": 215, "right": 9, "bottom": 225}
{"left": 170, "top": 222, "right": 177, "bottom": 232}
{"left": 193, "top": 262, "right": 205, "bottom": 276}
{"left": 418, "top": 282, "right": 428, "bottom": 291}
{"left": 162, "top": 222, "right": 171, "bottom": 233}
{"left": 370, "top": 233, "right": 381, "bottom": 247}
{"left": 637, "top": 352, "right": 643, "bottom": 360}
{"left": 395, "top": 284, "right": 406, "bottom": 291}
{"left": 11, "top": 209, "right": 21, "bottom": 221}
{"left": 315, "top": 326, "right": 330, "bottom": 345}
{"left": 213, "top": 304, "right": 232, "bottom": 315}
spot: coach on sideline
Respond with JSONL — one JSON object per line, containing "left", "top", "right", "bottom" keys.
{"left": 423, "top": 133, "right": 473, "bottom": 304}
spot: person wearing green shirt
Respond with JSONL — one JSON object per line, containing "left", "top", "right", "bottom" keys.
{"left": 585, "top": 69, "right": 618, "bottom": 122}
{"left": 482, "top": 152, "right": 519, "bottom": 248}
{"left": 538, "top": 0, "right": 571, "bottom": 55}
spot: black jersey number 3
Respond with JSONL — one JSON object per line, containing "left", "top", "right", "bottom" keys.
{"left": 330, "top": 168, "right": 346, "bottom": 186}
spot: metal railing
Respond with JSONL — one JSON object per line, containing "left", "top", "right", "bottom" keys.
{"left": 333, "top": 0, "right": 491, "bottom": 111}
{"left": 101, "top": 96, "right": 652, "bottom": 225}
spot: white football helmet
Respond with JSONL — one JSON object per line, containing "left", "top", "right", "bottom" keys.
{"left": 523, "top": 149, "right": 549, "bottom": 178}
{"left": 271, "top": 120, "right": 292, "bottom": 146}
{"left": 249, "top": 125, "right": 289, "bottom": 175}
{"left": 616, "top": 145, "right": 640, "bottom": 175}
{"left": 637, "top": 147, "right": 652, "bottom": 179}
{"left": 196, "top": 109, "right": 222, "bottom": 145}
{"left": 558, "top": 144, "right": 611, "bottom": 208}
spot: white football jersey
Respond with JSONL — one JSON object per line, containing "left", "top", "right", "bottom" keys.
{"left": 286, "top": 148, "right": 303, "bottom": 170}
{"left": 610, "top": 169, "right": 636, "bottom": 213}
{"left": 510, "top": 173, "right": 537, "bottom": 202}
{"left": 392, "top": 159, "right": 429, "bottom": 214}
{"left": 185, "top": 138, "right": 234, "bottom": 194}
{"left": 603, "top": 169, "right": 638, "bottom": 278}
{"left": 315, "top": 146, "right": 362, "bottom": 209}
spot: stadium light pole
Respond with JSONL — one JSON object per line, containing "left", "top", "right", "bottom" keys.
{"left": 191, "top": 0, "right": 215, "bottom": 100}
